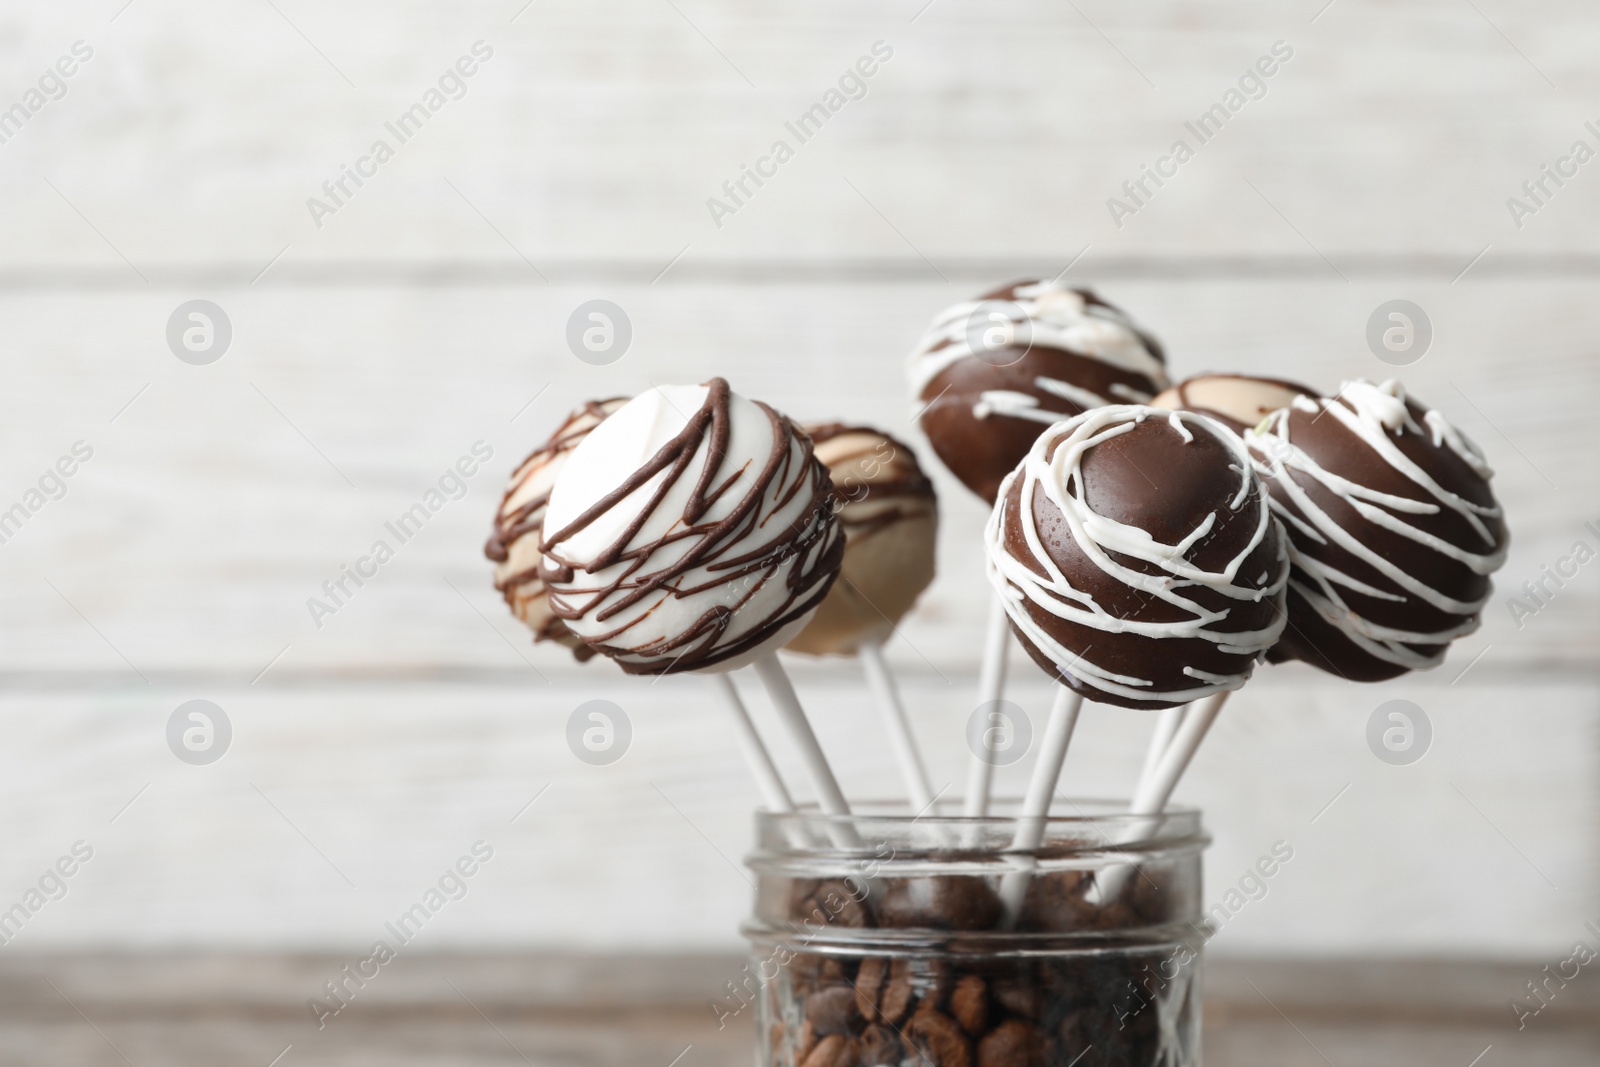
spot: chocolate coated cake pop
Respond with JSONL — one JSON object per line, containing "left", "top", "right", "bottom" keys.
{"left": 910, "top": 280, "right": 1169, "bottom": 502}
{"left": 1248, "top": 379, "right": 1508, "bottom": 681}
{"left": 485, "top": 397, "right": 628, "bottom": 661}
{"left": 986, "top": 406, "right": 1288, "bottom": 710}
{"left": 787, "top": 424, "right": 938, "bottom": 656}
{"left": 540, "top": 379, "right": 844, "bottom": 674}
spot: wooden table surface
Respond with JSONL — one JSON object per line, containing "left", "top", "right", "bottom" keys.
{"left": 1, "top": 954, "right": 1594, "bottom": 1066}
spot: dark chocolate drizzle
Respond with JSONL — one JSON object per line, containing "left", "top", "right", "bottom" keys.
{"left": 485, "top": 397, "right": 627, "bottom": 659}
{"left": 541, "top": 379, "right": 844, "bottom": 675}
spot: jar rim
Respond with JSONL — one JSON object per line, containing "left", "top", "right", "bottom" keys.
{"left": 753, "top": 797, "right": 1202, "bottom": 828}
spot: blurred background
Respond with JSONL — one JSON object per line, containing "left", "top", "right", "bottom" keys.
{"left": 0, "top": 0, "right": 1595, "bottom": 1063}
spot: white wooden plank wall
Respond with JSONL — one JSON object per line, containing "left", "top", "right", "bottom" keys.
{"left": 0, "top": 0, "right": 1593, "bottom": 956}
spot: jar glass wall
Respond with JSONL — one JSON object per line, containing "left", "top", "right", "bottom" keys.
{"left": 740, "top": 801, "right": 1210, "bottom": 1067}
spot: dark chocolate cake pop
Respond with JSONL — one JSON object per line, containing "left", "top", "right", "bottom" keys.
{"left": 1248, "top": 379, "right": 1508, "bottom": 681}
{"left": 1151, "top": 373, "right": 1317, "bottom": 435}
{"left": 910, "top": 279, "right": 1168, "bottom": 502}
{"left": 985, "top": 405, "right": 1288, "bottom": 710}
{"left": 540, "top": 379, "right": 844, "bottom": 674}
{"left": 485, "top": 398, "right": 628, "bottom": 660}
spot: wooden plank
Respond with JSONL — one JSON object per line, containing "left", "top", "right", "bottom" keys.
{"left": 0, "top": 276, "right": 1589, "bottom": 676}
{"left": 0, "top": 1, "right": 1595, "bottom": 269}
{"left": 0, "top": 954, "right": 1592, "bottom": 1066}
{"left": 0, "top": 676, "right": 1589, "bottom": 957}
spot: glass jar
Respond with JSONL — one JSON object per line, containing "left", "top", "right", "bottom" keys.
{"left": 740, "top": 801, "right": 1209, "bottom": 1067}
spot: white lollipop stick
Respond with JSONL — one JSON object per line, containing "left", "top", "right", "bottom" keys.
{"left": 1091, "top": 691, "right": 1229, "bottom": 905}
{"left": 1135, "top": 703, "right": 1187, "bottom": 798}
{"left": 753, "top": 652, "right": 861, "bottom": 848}
{"left": 859, "top": 638, "right": 937, "bottom": 814}
{"left": 709, "top": 673, "right": 795, "bottom": 814}
{"left": 998, "top": 684, "right": 1084, "bottom": 926}
{"left": 963, "top": 594, "right": 1011, "bottom": 817}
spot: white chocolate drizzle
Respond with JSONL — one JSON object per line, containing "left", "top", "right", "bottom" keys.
{"left": 985, "top": 405, "right": 1289, "bottom": 705}
{"left": 908, "top": 280, "right": 1168, "bottom": 421}
{"left": 1247, "top": 379, "right": 1507, "bottom": 671}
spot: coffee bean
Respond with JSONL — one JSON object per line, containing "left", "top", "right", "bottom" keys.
{"left": 806, "top": 985, "right": 862, "bottom": 1036}
{"left": 1093, "top": 900, "right": 1139, "bottom": 932}
{"left": 1129, "top": 869, "right": 1175, "bottom": 923}
{"left": 876, "top": 876, "right": 1003, "bottom": 931}
{"left": 857, "top": 1024, "right": 903, "bottom": 1067}
{"left": 855, "top": 957, "right": 888, "bottom": 1022}
{"left": 1017, "top": 871, "right": 1095, "bottom": 933}
{"left": 797, "top": 1019, "right": 819, "bottom": 1064}
{"left": 880, "top": 958, "right": 917, "bottom": 1024}
{"left": 990, "top": 974, "right": 1044, "bottom": 1022}
{"left": 949, "top": 974, "right": 989, "bottom": 1036}
{"left": 794, "top": 879, "right": 873, "bottom": 930}
{"left": 792, "top": 953, "right": 853, "bottom": 996}
{"left": 977, "top": 1019, "right": 1052, "bottom": 1067}
{"left": 801, "top": 1033, "right": 860, "bottom": 1067}
{"left": 905, "top": 1008, "right": 972, "bottom": 1067}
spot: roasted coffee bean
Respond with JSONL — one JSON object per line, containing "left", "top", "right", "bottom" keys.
{"left": 879, "top": 958, "right": 917, "bottom": 1024}
{"left": 989, "top": 974, "right": 1044, "bottom": 1022}
{"left": 1016, "top": 871, "right": 1095, "bottom": 933}
{"left": 806, "top": 985, "right": 861, "bottom": 1036}
{"left": 857, "top": 1024, "right": 903, "bottom": 1067}
{"left": 949, "top": 974, "right": 989, "bottom": 1036}
{"left": 1129, "top": 869, "right": 1174, "bottom": 923}
{"left": 1093, "top": 900, "right": 1139, "bottom": 932}
{"left": 876, "top": 876, "right": 1003, "bottom": 931}
{"left": 792, "top": 953, "right": 853, "bottom": 996}
{"left": 905, "top": 1008, "right": 972, "bottom": 1067}
{"left": 797, "top": 1019, "right": 819, "bottom": 1064}
{"left": 976, "top": 1019, "right": 1052, "bottom": 1067}
{"left": 854, "top": 957, "right": 888, "bottom": 1022}
{"left": 794, "top": 879, "right": 873, "bottom": 929}
{"left": 801, "top": 1033, "right": 860, "bottom": 1067}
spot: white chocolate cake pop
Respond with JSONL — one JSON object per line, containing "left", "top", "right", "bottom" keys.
{"left": 910, "top": 279, "right": 1169, "bottom": 502}
{"left": 1248, "top": 379, "right": 1508, "bottom": 681}
{"left": 786, "top": 424, "right": 938, "bottom": 656}
{"left": 986, "top": 405, "right": 1289, "bottom": 709}
{"left": 486, "top": 398, "right": 629, "bottom": 661}
{"left": 540, "top": 379, "right": 844, "bottom": 674}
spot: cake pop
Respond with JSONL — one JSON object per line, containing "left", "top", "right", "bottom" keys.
{"left": 785, "top": 423, "right": 940, "bottom": 812}
{"left": 542, "top": 379, "right": 858, "bottom": 832}
{"left": 986, "top": 405, "right": 1289, "bottom": 711}
{"left": 909, "top": 279, "right": 1169, "bottom": 503}
{"left": 1150, "top": 374, "right": 1317, "bottom": 435}
{"left": 485, "top": 397, "right": 628, "bottom": 660}
{"left": 541, "top": 379, "right": 844, "bottom": 674}
{"left": 1247, "top": 379, "right": 1508, "bottom": 682}
{"left": 786, "top": 424, "right": 937, "bottom": 655}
